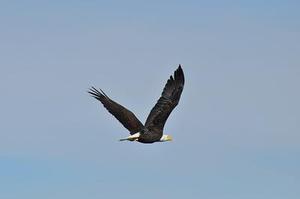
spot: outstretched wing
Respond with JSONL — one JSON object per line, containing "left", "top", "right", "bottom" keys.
{"left": 88, "top": 87, "right": 144, "bottom": 135}
{"left": 145, "top": 65, "right": 185, "bottom": 131}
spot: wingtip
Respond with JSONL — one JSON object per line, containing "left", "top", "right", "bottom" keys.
{"left": 88, "top": 86, "right": 103, "bottom": 99}
{"left": 178, "top": 64, "right": 183, "bottom": 71}
{"left": 175, "top": 64, "right": 185, "bottom": 85}
{"left": 87, "top": 86, "right": 94, "bottom": 94}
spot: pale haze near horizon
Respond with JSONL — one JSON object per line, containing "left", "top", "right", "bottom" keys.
{"left": 0, "top": 1, "right": 300, "bottom": 199}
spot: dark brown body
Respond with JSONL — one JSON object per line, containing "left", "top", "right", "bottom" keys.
{"left": 137, "top": 128, "right": 162, "bottom": 143}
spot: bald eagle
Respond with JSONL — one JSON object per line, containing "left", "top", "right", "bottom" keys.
{"left": 88, "top": 65, "right": 185, "bottom": 144}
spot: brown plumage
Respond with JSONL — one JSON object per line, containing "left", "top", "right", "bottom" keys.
{"left": 88, "top": 65, "right": 185, "bottom": 143}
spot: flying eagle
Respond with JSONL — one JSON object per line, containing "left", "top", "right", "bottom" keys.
{"left": 88, "top": 65, "right": 185, "bottom": 144}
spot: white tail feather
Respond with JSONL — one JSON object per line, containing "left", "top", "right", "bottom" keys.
{"left": 119, "top": 133, "right": 140, "bottom": 142}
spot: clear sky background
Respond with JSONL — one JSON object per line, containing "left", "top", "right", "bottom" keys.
{"left": 1, "top": 0, "right": 299, "bottom": 198}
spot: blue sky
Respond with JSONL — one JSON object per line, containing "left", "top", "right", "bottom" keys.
{"left": 0, "top": 1, "right": 300, "bottom": 198}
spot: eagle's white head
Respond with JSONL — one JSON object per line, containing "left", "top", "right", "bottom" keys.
{"left": 160, "top": 135, "right": 173, "bottom": 142}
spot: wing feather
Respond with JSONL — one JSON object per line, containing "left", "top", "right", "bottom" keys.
{"left": 145, "top": 65, "right": 185, "bottom": 131}
{"left": 88, "top": 87, "right": 144, "bottom": 134}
